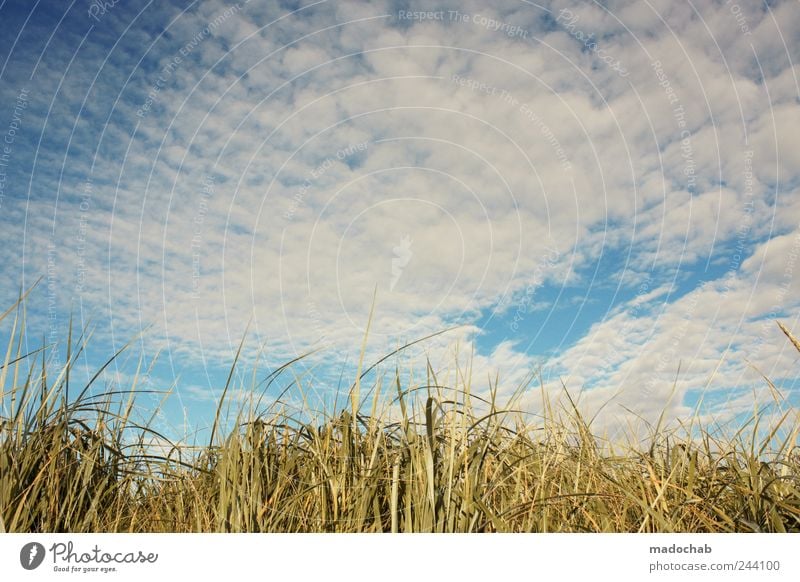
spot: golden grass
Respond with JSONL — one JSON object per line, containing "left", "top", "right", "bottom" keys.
{"left": 1, "top": 293, "right": 799, "bottom": 533}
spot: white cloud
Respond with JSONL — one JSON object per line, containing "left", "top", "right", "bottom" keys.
{"left": 1, "top": 0, "right": 798, "bottom": 434}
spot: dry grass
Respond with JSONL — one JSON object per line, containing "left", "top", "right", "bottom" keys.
{"left": 1, "top": 292, "right": 799, "bottom": 533}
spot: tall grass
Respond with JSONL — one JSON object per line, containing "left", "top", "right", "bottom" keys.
{"left": 1, "top": 293, "right": 799, "bottom": 533}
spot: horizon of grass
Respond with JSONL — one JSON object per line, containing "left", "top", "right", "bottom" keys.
{"left": 1, "top": 289, "right": 799, "bottom": 533}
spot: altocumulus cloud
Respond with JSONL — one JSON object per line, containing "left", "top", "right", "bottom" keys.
{"left": 0, "top": 0, "right": 798, "bottom": 433}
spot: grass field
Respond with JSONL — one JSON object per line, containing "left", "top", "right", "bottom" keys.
{"left": 1, "top": 293, "right": 799, "bottom": 533}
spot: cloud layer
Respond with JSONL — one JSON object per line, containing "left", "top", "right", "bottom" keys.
{"left": 0, "top": 0, "right": 798, "bottom": 433}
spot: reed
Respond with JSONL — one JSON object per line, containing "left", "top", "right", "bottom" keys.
{"left": 1, "top": 292, "right": 798, "bottom": 533}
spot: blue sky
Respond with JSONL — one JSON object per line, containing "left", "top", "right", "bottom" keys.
{"left": 0, "top": 0, "right": 799, "bottom": 439}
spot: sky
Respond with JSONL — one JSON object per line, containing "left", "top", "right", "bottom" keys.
{"left": 0, "top": 0, "right": 798, "bottom": 440}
